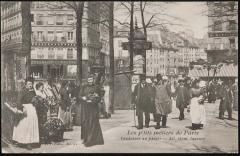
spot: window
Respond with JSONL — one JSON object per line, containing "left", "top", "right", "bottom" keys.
{"left": 228, "top": 20, "right": 236, "bottom": 31}
{"left": 37, "top": 31, "right": 43, "bottom": 41}
{"left": 47, "top": 15, "right": 54, "bottom": 25}
{"left": 213, "top": 21, "right": 222, "bottom": 31}
{"left": 56, "top": 15, "right": 63, "bottom": 25}
{"left": 56, "top": 31, "right": 63, "bottom": 41}
{"left": 31, "top": 48, "right": 37, "bottom": 59}
{"left": 229, "top": 2, "right": 235, "bottom": 12}
{"left": 48, "top": 31, "right": 54, "bottom": 41}
{"left": 118, "top": 40, "right": 122, "bottom": 48}
{"left": 67, "top": 65, "right": 77, "bottom": 77}
{"left": 67, "top": 32, "right": 73, "bottom": 40}
{"left": 36, "top": 14, "right": 44, "bottom": 25}
{"left": 212, "top": 38, "right": 222, "bottom": 49}
{"left": 229, "top": 38, "right": 236, "bottom": 49}
{"left": 67, "top": 48, "right": 73, "bottom": 59}
{"left": 213, "top": 5, "right": 222, "bottom": 16}
{"left": 48, "top": 48, "right": 55, "bottom": 59}
{"left": 67, "top": 15, "right": 74, "bottom": 25}
{"left": 37, "top": 48, "right": 44, "bottom": 59}
{"left": 56, "top": 48, "right": 64, "bottom": 59}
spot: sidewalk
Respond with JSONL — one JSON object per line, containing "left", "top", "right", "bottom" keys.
{"left": 2, "top": 101, "right": 238, "bottom": 153}
{"left": 56, "top": 101, "right": 239, "bottom": 153}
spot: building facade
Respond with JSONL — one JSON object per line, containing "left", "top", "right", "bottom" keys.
{"left": 1, "top": 2, "right": 31, "bottom": 91}
{"left": 30, "top": 2, "right": 102, "bottom": 81}
{"left": 206, "top": 1, "right": 238, "bottom": 63}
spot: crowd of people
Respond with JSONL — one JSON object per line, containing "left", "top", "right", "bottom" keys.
{"left": 2, "top": 73, "right": 238, "bottom": 150}
{"left": 132, "top": 74, "right": 238, "bottom": 130}
{"left": 3, "top": 74, "right": 109, "bottom": 149}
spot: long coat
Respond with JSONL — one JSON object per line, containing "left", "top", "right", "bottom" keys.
{"left": 79, "top": 84, "right": 104, "bottom": 147}
{"left": 154, "top": 83, "right": 172, "bottom": 115}
{"left": 132, "top": 83, "right": 155, "bottom": 115}
{"left": 175, "top": 85, "right": 190, "bottom": 110}
{"left": 219, "top": 85, "right": 233, "bottom": 112}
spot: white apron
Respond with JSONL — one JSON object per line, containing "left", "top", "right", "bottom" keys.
{"left": 190, "top": 96, "right": 206, "bottom": 125}
{"left": 12, "top": 104, "right": 39, "bottom": 144}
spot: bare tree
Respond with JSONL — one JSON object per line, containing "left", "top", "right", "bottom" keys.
{"left": 62, "top": 2, "right": 85, "bottom": 85}
{"left": 108, "top": 1, "right": 115, "bottom": 114}
{"left": 22, "top": 2, "right": 32, "bottom": 77}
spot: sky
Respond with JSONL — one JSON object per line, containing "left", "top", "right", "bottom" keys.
{"left": 114, "top": 2, "right": 208, "bottom": 39}
{"left": 167, "top": 2, "right": 208, "bottom": 39}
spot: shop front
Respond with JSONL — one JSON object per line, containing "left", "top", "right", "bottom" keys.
{"left": 31, "top": 59, "right": 77, "bottom": 80}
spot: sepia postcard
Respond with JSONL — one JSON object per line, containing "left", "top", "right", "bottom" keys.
{"left": 1, "top": 1, "right": 238, "bottom": 153}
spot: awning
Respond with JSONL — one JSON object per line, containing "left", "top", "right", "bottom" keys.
{"left": 188, "top": 63, "right": 238, "bottom": 78}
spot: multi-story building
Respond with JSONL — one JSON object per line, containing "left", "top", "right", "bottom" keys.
{"left": 30, "top": 2, "right": 102, "bottom": 81}
{"left": 175, "top": 32, "right": 207, "bottom": 75}
{"left": 1, "top": 2, "right": 31, "bottom": 91}
{"left": 206, "top": 1, "right": 238, "bottom": 63}
{"left": 147, "top": 29, "right": 167, "bottom": 76}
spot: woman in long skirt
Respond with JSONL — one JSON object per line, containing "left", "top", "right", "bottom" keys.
{"left": 12, "top": 77, "right": 39, "bottom": 150}
{"left": 80, "top": 75, "right": 104, "bottom": 147}
{"left": 189, "top": 79, "right": 207, "bottom": 130}
{"left": 33, "top": 82, "right": 49, "bottom": 143}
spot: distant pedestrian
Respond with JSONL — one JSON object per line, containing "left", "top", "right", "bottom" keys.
{"left": 175, "top": 78, "right": 191, "bottom": 120}
{"left": 219, "top": 81, "right": 233, "bottom": 120}
{"left": 208, "top": 80, "right": 217, "bottom": 103}
{"left": 232, "top": 79, "right": 238, "bottom": 111}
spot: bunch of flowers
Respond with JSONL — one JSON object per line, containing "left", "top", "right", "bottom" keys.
{"left": 46, "top": 96, "right": 57, "bottom": 107}
{"left": 32, "top": 96, "right": 49, "bottom": 110}
{"left": 43, "top": 118, "right": 64, "bottom": 141}
{"left": 86, "top": 93, "right": 100, "bottom": 103}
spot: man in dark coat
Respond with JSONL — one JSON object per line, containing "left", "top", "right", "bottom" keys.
{"left": 219, "top": 81, "right": 233, "bottom": 120}
{"left": 175, "top": 78, "right": 191, "bottom": 120}
{"left": 208, "top": 80, "right": 217, "bottom": 103}
{"left": 58, "top": 81, "right": 72, "bottom": 130}
{"left": 132, "top": 74, "right": 155, "bottom": 129}
{"left": 79, "top": 74, "right": 104, "bottom": 147}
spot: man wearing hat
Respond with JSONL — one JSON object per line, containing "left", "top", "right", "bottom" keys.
{"left": 175, "top": 78, "right": 191, "bottom": 120}
{"left": 218, "top": 80, "right": 233, "bottom": 120}
{"left": 154, "top": 74, "right": 172, "bottom": 129}
{"left": 132, "top": 74, "right": 155, "bottom": 129}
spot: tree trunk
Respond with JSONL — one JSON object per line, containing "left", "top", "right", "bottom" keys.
{"left": 108, "top": 1, "right": 114, "bottom": 114}
{"left": 129, "top": 2, "right": 134, "bottom": 71}
{"left": 21, "top": 2, "right": 32, "bottom": 77}
{"left": 140, "top": 2, "right": 147, "bottom": 75}
{"left": 76, "top": 2, "right": 85, "bottom": 86}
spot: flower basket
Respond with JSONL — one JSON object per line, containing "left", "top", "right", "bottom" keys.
{"left": 43, "top": 118, "right": 64, "bottom": 142}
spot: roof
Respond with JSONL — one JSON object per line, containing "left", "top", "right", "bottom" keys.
{"left": 188, "top": 63, "right": 238, "bottom": 77}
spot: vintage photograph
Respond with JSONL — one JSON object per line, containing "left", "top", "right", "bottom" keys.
{"left": 1, "top": 1, "right": 238, "bottom": 153}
